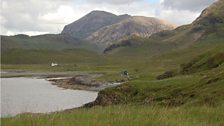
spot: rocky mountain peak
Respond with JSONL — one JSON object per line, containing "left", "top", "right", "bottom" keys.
{"left": 61, "top": 10, "right": 130, "bottom": 39}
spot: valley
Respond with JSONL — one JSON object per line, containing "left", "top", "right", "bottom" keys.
{"left": 1, "top": 0, "right": 224, "bottom": 125}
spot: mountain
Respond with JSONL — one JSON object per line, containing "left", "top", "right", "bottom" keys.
{"left": 148, "top": 0, "right": 224, "bottom": 46}
{"left": 2, "top": 10, "right": 176, "bottom": 52}
{"left": 61, "top": 10, "right": 130, "bottom": 39}
{"left": 102, "top": 0, "right": 224, "bottom": 53}
{"left": 194, "top": 0, "right": 224, "bottom": 24}
{"left": 62, "top": 10, "right": 176, "bottom": 49}
{"left": 192, "top": 0, "right": 224, "bottom": 39}
{"left": 87, "top": 16, "right": 175, "bottom": 49}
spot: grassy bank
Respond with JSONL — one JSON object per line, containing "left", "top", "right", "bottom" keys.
{"left": 2, "top": 105, "right": 224, "bottom": 126}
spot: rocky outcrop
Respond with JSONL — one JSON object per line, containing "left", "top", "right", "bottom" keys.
{"left": 194, "top": 0, "right": 224, "bottom": 24}
{"left": 49, "top": 74, "right": 124, "bottom": 91}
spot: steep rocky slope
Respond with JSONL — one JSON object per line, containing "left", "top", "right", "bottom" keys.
{"left": 87, "top": 16, "right": 175, "bottom": 49}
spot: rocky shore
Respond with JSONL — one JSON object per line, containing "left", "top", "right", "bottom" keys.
{"left": 49, "top": 74, "right": 124, "bottom": 91}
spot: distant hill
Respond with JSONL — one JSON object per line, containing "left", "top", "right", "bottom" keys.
{"left": 151, "top": 0, "right": 224, "bottom": 46}
{"left": 2, "top": 10, "right": 175, "bottom": 51}
{"left": 1, "top": 34, "right": 98, "bottom": 52}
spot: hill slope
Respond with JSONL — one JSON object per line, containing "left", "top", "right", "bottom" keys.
{"left": 152, "top": 0, "right": 224, "bottom": 46}
{"left": 87, "top": 16, "right": 175, "bottom": 49}
{"left": 1, "top": 34, "right": 98, "bottom": 52}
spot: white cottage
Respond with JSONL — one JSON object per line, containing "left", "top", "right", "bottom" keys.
{"left": 50, "top": 62, "right": 58, "bottom": 67}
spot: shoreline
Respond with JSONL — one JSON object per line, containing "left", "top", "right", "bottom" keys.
{"left": 0, "top": 70, "right": 103, "bottom": 78}
{"left": 1, "top": 70, "right": 125, "bottom": 117}
{"left": 49, "top": 75, "right": 124, "bottom": 91}
{"left": 1, "top": 70, "right": 124, "bottom": 91}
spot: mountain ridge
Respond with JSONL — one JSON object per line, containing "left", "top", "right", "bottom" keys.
{"left": 62, "top": 10, "right": 176, "bottom": 49}
{"left": 87, "top": 16, "right": 175, "bottom": 48}
{"left": 102, "top": 0, "right": 224, "bottom": 52}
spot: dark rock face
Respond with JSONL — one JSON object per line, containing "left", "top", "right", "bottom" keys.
{"left": 156, "top": 52, "right": 224, "bottom": 80}
{"left": 180, "top": 53, "right": 224, "bottom": 74}
{"left": 206, "top": 78, "right": 220, "bottom": 84}
{"left": 68, "top": 75, "right": 102, "bottom": 87}
{"left": 103, "top": 39, "right": 133, "bottom": 53}
{"left": 156, "top": 71, "right": 176, "bottom": 80}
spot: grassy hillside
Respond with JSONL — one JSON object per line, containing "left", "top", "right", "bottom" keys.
{"left": 88, "top": 40, "right": 224, "bottom": 106}
{"left": 1, "top": 48, "right": 110, "bottom": 72}
{"left": 2, "top": 105, "right": 224, "bottom": 126}
{"left": 1, "top": 49, "right": 102, "bottom": 64}
{"left": 1, "top": 34, "right": 98, "bottom": 52}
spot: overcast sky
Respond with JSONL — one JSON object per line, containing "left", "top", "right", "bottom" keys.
{"left": 0, "top": 0, "right": 216, "bottom": 36}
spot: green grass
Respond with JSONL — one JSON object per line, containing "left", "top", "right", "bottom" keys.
{"left": 95, "top": 65, "right": 224, "bottom": 106}
{"left": 1, "top": 34, "right": 98, "bottom": 52}
{"left": 2, "top": 105, "right": 224, "bottom": 126}
{"left": 1, "top": 49, "right": 103, "bottom": 64}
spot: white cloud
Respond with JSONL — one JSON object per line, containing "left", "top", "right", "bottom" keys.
{"left": 158, "top": 9, "right": 201, "bottom": 25}
{"left": 0, "top": 0, "right": 216, "bottom": 35}
{"left": 41, "top": 5, "right": 76, "bottom": 23}
{"left": 1, "top": 0, "right": 74, "bottom": 35}
{"left": 162, "top": 0, "right": 216, "bottom": 12}
{"left": 85, "top": 0, "right": 143, "bottom": 5}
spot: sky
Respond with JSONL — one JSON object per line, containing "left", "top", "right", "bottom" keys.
{"left": 0, "top": 0, "right": 216, "bottom": 36}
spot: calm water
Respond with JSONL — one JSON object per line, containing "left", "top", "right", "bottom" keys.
{"left": 1, "top": 77, "right": 98, "bottom": 117}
